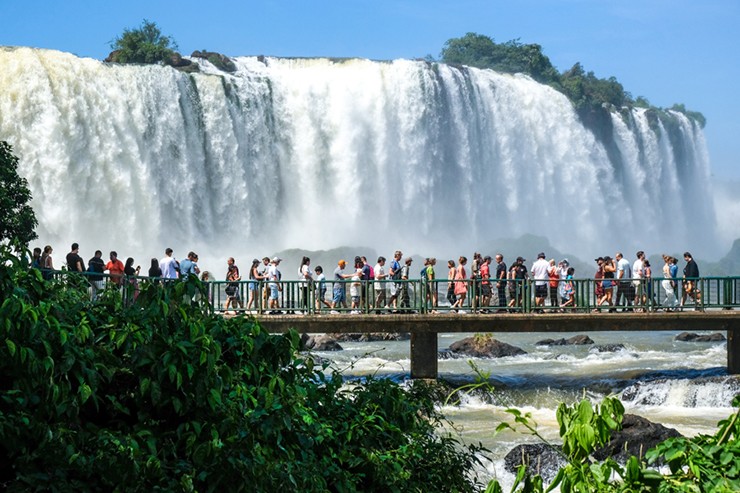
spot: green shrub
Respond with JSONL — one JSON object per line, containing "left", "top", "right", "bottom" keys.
{"left": 109, "top": 20, "right": 178, "bottom": 64}
{"left": 0, "top": 247, "right": 485, "bottom": 492}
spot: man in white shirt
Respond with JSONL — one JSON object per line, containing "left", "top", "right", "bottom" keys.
{"left": 615, "top": 252, "right": 633, "bottom": 310}
{"left": 159, "top": 248, "right": 179, "bottom": 279}
{"left": 374, "top": 256, "right": 387, "bottom": 312}
{"left": 632, "top": 251, "right": 645, "bottom": 308}
{"left": 267, "top": 257, "right": 282, "bottom": 313}
{"left": 531, "top": 252, "right": 550, "bottom": 308}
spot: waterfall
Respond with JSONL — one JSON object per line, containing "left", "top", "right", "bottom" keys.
{"left": 0, "top": 47, "right": 717, "bottom": 266}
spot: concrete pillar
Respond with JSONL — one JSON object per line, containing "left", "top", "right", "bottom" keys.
{"left": 728, "top": 327, "right": 740, "bottom": 374}
{"left": 410, "top": 332, "right": 438, "bottom": 379}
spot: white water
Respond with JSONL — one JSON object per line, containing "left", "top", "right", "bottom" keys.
{"left": 0, "top": 47, "right": 717, "bottom": 271}
{"left": 322, "top": 330, "right": 732, "bottom": 489}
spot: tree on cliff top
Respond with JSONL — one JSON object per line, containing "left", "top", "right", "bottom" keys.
{"left": 0, "top": 141, "right": 37, "bottom": 247}
{"left": 109, "top": 19, "right": 178, "bottom": 64}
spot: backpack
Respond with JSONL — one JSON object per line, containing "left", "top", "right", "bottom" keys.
{"left": 420, "top": 267, "right": 428, "bottom": 279}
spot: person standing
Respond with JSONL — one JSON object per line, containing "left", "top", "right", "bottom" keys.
{"left": 495, "top": 254, "right": 507, "bottom": 312}
{"left": 427, "top": 258, "right": 438, "bottom": 311}
{"left": 179, "top": 252, "right": 201, "bottom": 280}
{"left": 387, "top": 250, "right": 403, "bottom": 310}
{"left": 148, "top": 258, "right": 162, "bottom": 284}
{"left": 547, "top": 259, "right": 560, "bottom": 309}
{"left": 159, "top": 248, "right": 178, "bottom": 280}
{"left": 452, "top": 256, "right": 468, "bottom": 311}
{"left": 105, "top": 251, "right": 125, "bottom": 287}
{"left": 480, "top": 256, "right": 492, "bottom": 312}
{"left": 661, "top": 254, "right": 678, "bottom": 311}
{"left": 299, "top": 256, "right": 313, "bottom": 313}
{"left": 531, "top": 253, "right": 549, "bottom": 309}
{"left": 314, "top": 266, "right": 330, "bottom": 312}
{"left": 123, "top": 257, "right": 141, "bottom": 304}
{"left": 374, "top": 256, "right": 387, "bottom": 312}
{"left": 88, "top": 250, "right": 105, "bottom": 300}
{"left": 681, "top": 252, "right": 701, "bottom": 308}
{"left": 267, "top": 257, "right": 282, "bottom": 314}
{"left": 632, "top": 251, "right": 646, "bottom": 309}
{"left": 40, "top": 245, "right": 54, "bottom": 280}
{"left": 514, "top": 257, "right": 529, "bottom": 308}
{"left": 615, "top": 252, "right": 633, "bottom": 310}
{"left": 66, "top": 243, "right": 85, "bottom": 273}
{"left": 247, "top": 259, "right": 263, "bottom": 311}
{"left": 225, "top": 257, "right": 244, "bottom": 313}
{"left": 594, "top": 257, "right": 605, "bottom": 311}
{"left": 331, "top": 259, "right": 354, "bottom": 313}
{"left": 399, "top": 257, "right": 413, "bottom": 311}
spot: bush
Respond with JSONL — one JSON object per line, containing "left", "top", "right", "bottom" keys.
{"left": 0, "top": 247, "right": 485, "bottom": 492}
{"left": 109, "top": 20, "right": 178, "bottom": 64}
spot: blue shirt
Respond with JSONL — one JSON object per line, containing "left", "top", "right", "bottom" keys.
{"left": 180, "top": 258, "right": 196, "bottom": 279}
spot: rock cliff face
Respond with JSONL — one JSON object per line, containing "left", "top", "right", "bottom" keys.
{"left": 191, "top": 50, "right": 236, "bottom": 72}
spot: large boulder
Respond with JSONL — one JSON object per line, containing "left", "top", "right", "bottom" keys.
{"left": 191, "top": 50, "right": 237, "bottom": 72}
{"left": 536, "top": 335, "right": 594, "bottom": 346}
{"left": 302, "top": 334, "right": 343, "bottom": 351}
{"left": 675, "top": 332, "right": 726, "bottom": 342}
{"left": 448, "top": 336, "right": 526, "bottom": 358}
{"left": 329, "top": 332, "right": 410, "bottom": 342}
{"left": 593, "top": 414, "right": 682, "bottom": 463}
{"left": 504, "top": 443, "right": 565, "bottom": 482}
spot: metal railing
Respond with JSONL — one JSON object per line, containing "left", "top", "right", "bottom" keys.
{"left": 40, "top": 268, "right": 740, "bottom": 315}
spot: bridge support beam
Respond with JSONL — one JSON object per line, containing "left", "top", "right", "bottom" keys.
{"left": 729, "top": 328, "right": 740, "bottom": 374}
{"left": 410, "top": 332, "right": 438, "bottom": 379}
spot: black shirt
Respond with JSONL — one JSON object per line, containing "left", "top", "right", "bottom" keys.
{"left": 66, "top": 252, "right": 85, "bottom": 272}
{"left": 684, "top": 259, "right": 700, "bottom": 279}
{"left": 496, "top": 262, "right": 507, "bottom": 285}
{"left": 88, "top": 256, "right": 105, "bottom": 281}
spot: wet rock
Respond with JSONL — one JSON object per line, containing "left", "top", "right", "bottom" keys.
{"left": 675, "top": 332, "right": 726, "bottom": 342}
{"left": 448, "top": 336, "right": 526, "bottom": 358}
{"left": 329, "top": 332, "right": 410, "bottom": 342}
{"left": 590, "top": 344, "right": 626, "bottom": 353}
{"left": 191, "top": 50, "right": 237, "bottom": 72}
{"left": 536, "top": 335, "right": 594, "bottom": 346}
{"left": 504, "top": 443, "right": 565, "bottom": 482}
{"left": 302, "top": 334, "right": 343, "bottom": 351}
{"left": 593, "top": 414, "right": 682, "bottom": 463}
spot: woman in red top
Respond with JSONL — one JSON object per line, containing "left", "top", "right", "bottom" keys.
{"left": 547, "top": 259, "right": 559, "bottom": 309}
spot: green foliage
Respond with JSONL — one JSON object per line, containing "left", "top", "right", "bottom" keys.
{"left": 0, "top": 141, "right": 38, "bottom": 247}
{"left": 109, "top": 19, "right": 178, "bottom": 64}
{"left": 644, "top": 395, "right": 740, "bottom": 492}
{"left": 0, "top": 246, "right": 485, "bottom": 492}
{"left": 440, "top": 33, "right": 559, "bottom": 85}
{"left": 490, "top": 394, "right": 740, "bottom": 493}
{"left": 669, "top": 103, "right": 707, "bottom": 129}
{"left": 439, "top": 33, "right": 705, "bottom": 128}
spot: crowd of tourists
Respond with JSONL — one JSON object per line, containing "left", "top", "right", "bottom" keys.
{"left": 29, "top": 244, "right": 703, "bottom": 314}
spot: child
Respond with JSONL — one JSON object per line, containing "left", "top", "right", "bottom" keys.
{"left": 561, "top": 267, "right": 576, "bottom": 308}
{"left": 314, "top": 266, "right": 330, "bottom": 312}
{"left": 349, "top": 268, "right": 362, "bottom": 313}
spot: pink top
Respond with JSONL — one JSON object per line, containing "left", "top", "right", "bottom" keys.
{"left": 454, "top": 265, "right": 467, "bottom": 295}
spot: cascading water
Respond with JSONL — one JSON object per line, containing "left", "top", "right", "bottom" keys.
{"left": 0, "top": 47, "right": 716, "bottom": 266}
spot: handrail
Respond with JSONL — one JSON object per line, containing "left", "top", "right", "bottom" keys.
{"left": 39, "top": 267, "right": 740, "bottom": 315}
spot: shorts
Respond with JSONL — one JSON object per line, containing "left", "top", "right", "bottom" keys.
{"left": 602, "top": 280, "right": 613, "bottom": 289}
{"left": 269, "top": 285, "right": 279, "bottom": 300}
{"left": 332, "top": 288, "right": 346, "bottom": 304}
{"left": 535, "top": 284, "right": 547, "bottom": 298}
{"left": 316, "top": 287, "right": 326, "bottom": 301}
{"left": 249, "top": 281, "right": 257, "bottom": 291}
{"left": 351, "top": 296, "right": 360, "bottom": 304}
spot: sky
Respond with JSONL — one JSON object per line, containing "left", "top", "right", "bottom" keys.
{"left": 1, "top": 0, "right": 738, "bottom": 179}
